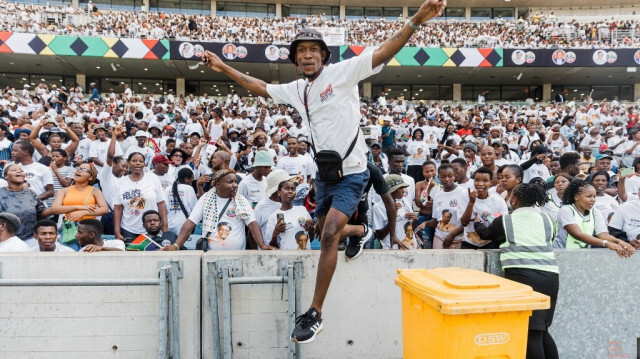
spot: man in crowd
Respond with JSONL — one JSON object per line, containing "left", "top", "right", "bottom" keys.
{"left": 76, "top": 219, "right": 125, "bottom": 252}
{"left": 0, "top": 212, "right": 30, "bottom": 252}
{"left": 31, "top": 219, "right": 74, "bottom": 252}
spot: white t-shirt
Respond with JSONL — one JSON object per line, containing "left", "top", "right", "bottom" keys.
{"left": 124, "top": 145, "right": 155, "bottom": 165}
{"left": 97, "top": 163, "right": 120, "bottom": 210}
{"left": 399, "top": 173, "right": 416, "bottom": 206}
{"left": 254, "top": 198, "right": 282, "bottom": 240}
{"left": 266, "top": 49, "right": 383, "bottom": 177}
{"left": 608, "top": 200, "right": 640, "bottom": 242}
{"left": 276, "top": 155, "right": 311, "bottom": 178}
{"left": 406, "top": 141, "right": 429, "bottom": 167}
{"left": 457, "top": 192, "right": 509, "bottom": 246}
{"left": 165, "top": 183, "right": 198, "bottom": 231}
{"left": 153, "top": 172, "right": 175, "bottom": 191}
{"left": 519, "top": 132, "right": 540, "bottom": 150}
{"left": 18, "top": 162, "right": 53, "bottom": 197}
{"left": 265, "top": 206, "right": 312, "bottom": 250}
{"left": 0, "top": 236, "right": 31, "bottom": 252}
{"left": 31, "top": 243, "right": 75, "bottom": 252}
{"left": 188, "top": 195, "right": 256, "bottom": 250}
{"left": 237, "top": 174, "right": 268, "bottom": 206}
{"left": 432, "top": 186, "right": 466, "bottom": 239}
{"left": 0, "top": 179, "right": 7, "bottom": 188}
{"left": 594, "top": 194, "right": 619, "bottom": 221}
{"left": 80, "top": 240, "right": 125, "bottom": 251}
{"left": 114, "top": 174, "right": 165, "bottom": 234}
{"left": 522, "top": 162, "right": 551, "bottom": 183}
{"left": 624, "top": 175, "right": 640, "bottom": 201}
{"left": 89, "top": 139, "right": 122, "bottom": 172}
{"left": 373, "top": 197, "right": 412, "bottom": 249}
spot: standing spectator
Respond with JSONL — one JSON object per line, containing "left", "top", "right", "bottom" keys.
{"left": 265, "top": 179, "right": 313, "bottom": 250}
{"left": 237, "top": 150, "right": 273, "bottom": 207}
{"left": 89, "top": 82, "right": 100, "bottom": 102}
{"left": 165, "top": 168, "right": 198, "bottom": 235}
{"left": 373, "top": 174, "right": 414, "bottom": 249}
{"left": 254, "top": 170, "right": 295, "bottom": 240}
{"left": 11, "top": 141, "right": 54, "bottom": 202}
{"left": 113, "top": 152, "right": 168, "bottom": 244}
{"left": 0, "top": 164, "right": 48, "bottom": 245}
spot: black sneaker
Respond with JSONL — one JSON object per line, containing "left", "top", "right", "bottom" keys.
{"left": 290, "top": 308, "right": 323, "bottom": 344}
{"left": 345, "top": 224, "right": 373, "bottom": 260}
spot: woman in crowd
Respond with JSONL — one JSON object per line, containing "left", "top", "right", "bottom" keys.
{"left": 589, "top": 171, "right": 619, "bottom": 222}
{"left": 542, "top": 173, "right": 571, "bottom": 223}
{"left": 113, "top": 152, "right": 169, "bottom": 244}
{"left": 165, "top": 168, "right": 198, "bottom": 235}
{"left": 166, "top": 169, "right": 274, "bottom": 251}
{"left": 498, "top": 164, "right": 523, "bottom": 208}
{"left": 474, "top": 183, "right": 559, "bottom": 359}
{"left": 50, "top": 162, "right": 109, "bottom": 250}
{"left": 404, "top": 129, "right": 429, "bottom": 183}
{"left": 414, "top": 161, "right": 438, "bottom": 248}
{"left": 552, "top": 179, "right": 634, "bottom": 257}
{"left": 0, "top": 164, "right": 48, "bottom": 245}
{"left": 265, "top": 178, "right": 313, "bottom": 250}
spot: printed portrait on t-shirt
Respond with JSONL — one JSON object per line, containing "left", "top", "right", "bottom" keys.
{"left": 213, "top": 222, "right": 231, "bottom": 242}
{"left": 295, "top": 231, "right": 308, "bottom": 250}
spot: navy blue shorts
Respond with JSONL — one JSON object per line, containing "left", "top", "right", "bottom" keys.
{"left": 315, "top": 169, "right": 370, "bottom": 218}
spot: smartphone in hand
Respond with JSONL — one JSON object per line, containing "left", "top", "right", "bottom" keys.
{"left": 620, "top": 167, "right": 635, "bottom": 178}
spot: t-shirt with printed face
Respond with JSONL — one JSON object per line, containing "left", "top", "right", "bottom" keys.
{"left": 188, "top": 195, "right": 256, "bottom": 250}
{"left": 457, "top": 192, "right": 509, "bottom": 246}
{"left": 373, "top": 197, "right": 412, "bottom": 249}
{"left": 432, "top": 186, "right": 466, "bottom": 239}
{"left": 17, "top": 162, "right": 53, "bottom": 197}
{"left": 265, "top": 206, "right": 311, "bottom": 250}
{"left": 114, "top": 174, "right": 165, "bottom": 234}
{"left": 266, "top": 49, "right": 383, "bottom": 177}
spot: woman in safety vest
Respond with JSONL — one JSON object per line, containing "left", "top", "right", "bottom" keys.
{"left": 552, "top": 179, "right": 635, "bottom": 257}
{"left": 474, "top": 183, "right": 560, "bottom": 358}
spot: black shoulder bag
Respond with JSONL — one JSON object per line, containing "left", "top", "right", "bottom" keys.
{"left": 304, "top": 83, "right": 359, "bottom": 184}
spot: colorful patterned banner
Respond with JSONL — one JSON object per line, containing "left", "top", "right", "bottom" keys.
{"left": 0, "top": 32, "right": 170, "bottom": 59}
{"left": 340, "top": 46, "right": 504, "bottom": 67}
{"left": 503, "top": 49, "right": 640, "bottom": 67}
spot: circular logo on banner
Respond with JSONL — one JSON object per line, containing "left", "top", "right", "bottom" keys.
{"left": 593, "top": 50, "right": 607, "bottom": 65}
{"left": 193, "top": 44, "right": 205, "bottom": 58}
{"left": 511, "top": 50, "right": 525, "bottom": 65}
{"left": 565, "top": 51, "right": 576, "bottom": 64}
{"left": 635, "top": 50, "right": 640, "bottom": 65}
{"left": 606, "top": 51, "right": 617, "bottom": 64}
{"left": 278, "top": 47, "right": 290, "bottom": 60}
{"left": 265, "top": 45, "right": 279, "bottom": 61}
{"left": 552, "top": 50, "right": 566, "bottom": 65}
{"left": 236, "top": 46, "right": 247, "bottom": 59}
{"left": 222, "top": 44, "right": 237, "bottom": 60}
{"left": 525, "top": 51, "right": 536, "bottom": 64}
{"left": 179, "top": 42, "right": 194, "bottom": 58}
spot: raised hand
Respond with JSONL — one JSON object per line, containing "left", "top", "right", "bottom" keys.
{"left": 203, "top": 50, "right": 226, "bottom": 73}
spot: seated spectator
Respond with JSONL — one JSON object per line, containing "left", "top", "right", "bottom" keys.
{"left": 142, "top": 210, "right": 178, "bottom": 246}
{"left": 0, "top": 212, "right": 30, "bottom": 252}
{"left": 77, "top": 218, "right": 125, "bottom": 252}
{"left": 30, "top": 219, "right": 74, "bottom": 252}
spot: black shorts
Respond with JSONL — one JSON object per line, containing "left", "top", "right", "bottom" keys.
{"left": 504, "top": 267, "right": 559, "bottom": 331}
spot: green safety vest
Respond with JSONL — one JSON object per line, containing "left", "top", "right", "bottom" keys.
{"left": 565, "top": 205, "right": 595, "bottom": 249}
{"left": 500, "top": 209, "right": 559, "bottom": 274}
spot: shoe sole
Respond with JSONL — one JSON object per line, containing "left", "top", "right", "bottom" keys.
{"left": 290, "top": 323, "right": 323, "bottom": 344}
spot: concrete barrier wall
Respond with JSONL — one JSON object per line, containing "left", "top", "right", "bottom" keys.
{"left": 0, "top": 252, "right": 202, "bottom": 359}
{"left": 485, "top": 249, "right": 640, "bottom": 359}
{"left": 201, "top": 250, "right": 486, "bottom": 359}
{"left": 1, "top": 250, "right": 637, "bottom": 359}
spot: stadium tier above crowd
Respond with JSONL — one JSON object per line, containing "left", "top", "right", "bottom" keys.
{"left": 0, "top": 81, "right": 639, "bottom": 255}
{"left": 1, "top": 1, "right": 639, "bottom": 48}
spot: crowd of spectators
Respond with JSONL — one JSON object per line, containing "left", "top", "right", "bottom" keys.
{"left": 1, "top": 1, "right": 639, "bottom": 48}
{"left": 0, "top": 79, "right": 640, "bottom": 255}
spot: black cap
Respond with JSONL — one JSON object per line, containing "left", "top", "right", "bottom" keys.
{"left": 288, "top": 28, "right": 331, "bottom": 65}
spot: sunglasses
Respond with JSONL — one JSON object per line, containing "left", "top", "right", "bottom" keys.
{"left": 75, "top": 167, "right": 91, "bottom": 173}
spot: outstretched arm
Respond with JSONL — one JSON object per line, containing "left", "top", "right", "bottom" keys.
{"left": 372, "top": 0, "right": 446, "bottom": 69}
{"left": 202, "top": 51, "right": 270, "bottom": 98}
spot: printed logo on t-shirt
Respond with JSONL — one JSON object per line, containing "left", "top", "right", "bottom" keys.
{"left": 449, "top": 199, "right": 458, "bottom": 207}
{"left": 319, "top": 84, "right": 335, "bottom": 103}
{"left": 297, "top": 217, "right": 307, "bottom": 226}
{"left": 123, "top": 189, "right": 146, "bottom": 216}
{"left": 226, "top": 208, "right": 237, "bottom": 218}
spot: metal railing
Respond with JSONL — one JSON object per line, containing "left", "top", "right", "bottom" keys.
{"left": 0, "top": 261, "right": 182, "bottom": 359}
{"left": 207, "top": 259, "right": 303, "bottom": 359}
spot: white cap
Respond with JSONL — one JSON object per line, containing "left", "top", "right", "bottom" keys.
{"left": 265, "top": 169, "right": 295, "bottom": 197}
{"left": 134, "top": 130, "right": 149, "bottom": 138}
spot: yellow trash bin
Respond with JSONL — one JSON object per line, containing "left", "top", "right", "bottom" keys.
{"left": 395, "top": 267, "right": 550, "bottom": 359}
